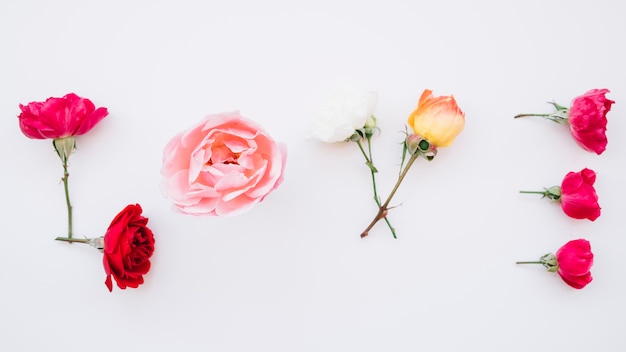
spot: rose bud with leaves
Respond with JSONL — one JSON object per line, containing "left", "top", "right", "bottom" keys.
{"left": 514, "top": 89, "right": 614, "bottom": 154}
{"left": 517, "top": 239, "right": 594, "bottom": 289}
{"left": 520, "top": 168, "right": 601, "bottom": 221}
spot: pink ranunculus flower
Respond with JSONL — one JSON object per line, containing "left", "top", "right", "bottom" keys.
{"left": 517, "top": 239, "right": 593, "bottom": 290}
{"left": 161, "top": 111, "right": 287, "bottom": 216}
{"left": 568, "top": 89, "right": 614, "bottom": 155}
{"left": 519, "top": 168, "right": 601, "bottom": 221}
{"left": 18, "top": 93, "right": 109, "bottom": 140}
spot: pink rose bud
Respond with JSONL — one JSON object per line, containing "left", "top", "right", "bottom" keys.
{"left": 519, "top": 168, "right": 601, "bottom": 221}
{"left": 517, "top": 239, "right": 594, "bottom": 289}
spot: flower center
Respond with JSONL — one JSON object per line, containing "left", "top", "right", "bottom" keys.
{"left": 206, "top": 146, "right": 241, "bottom": 166}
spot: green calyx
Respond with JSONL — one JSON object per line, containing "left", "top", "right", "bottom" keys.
{"left": 405, "top": 134, "right": 437, "bottom": 161}
{"left": 540, "top": 253, "right": 559, "bottom": 272}
{"left": 53, "top": 137, "right": 76, "bottom": 164}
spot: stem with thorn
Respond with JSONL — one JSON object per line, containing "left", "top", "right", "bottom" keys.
{"left": 355, "top": 138, "right": 396, "bottom": 237}
{"left": 360, "top": 152, "right": 419, "bottom": 238}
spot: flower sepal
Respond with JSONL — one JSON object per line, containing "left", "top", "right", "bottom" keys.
{"left": 53, "top": 137, "right": 76, "bottom": 164}
{"left": 54, "top": 235, "right": 104, "bottom": 252}
{"left": 548, "top": 101, "right": 568, "bottom": 111}
{"left": 543, "top": 101, "right": 571, "bottom": 124}
{"left": 539, "top": 253, "right": 558, "bottom": 272}
{"left": 405, "top": 134, "right": 437, "bottom": 161}
{"left": 348, "top": 115, "right": 379, "bottom": 142}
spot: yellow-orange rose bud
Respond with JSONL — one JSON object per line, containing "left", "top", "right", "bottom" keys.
{"left": 407, "top": 89, "right": 465, "bottom": 147}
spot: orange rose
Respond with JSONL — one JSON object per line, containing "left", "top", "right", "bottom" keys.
{"left": 407, "top": 89, "right": 465, "bottom": 147}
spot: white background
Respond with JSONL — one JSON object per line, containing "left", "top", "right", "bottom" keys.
{"left": 1, "top": 0, "right": 625, "bottom": 351}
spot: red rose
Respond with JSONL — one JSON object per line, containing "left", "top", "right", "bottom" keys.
{"left": 560, "top": 168, "right": 601, "bottom": 221}
{"left": 103, "top": 204, "right": 155, "bottom": 292}
{"left": 18, "top": 93, "right": 108, "bottom": 139}
{"left": 556, "top": 239, "right": 594, "bottom": 289}
{"left": 568, "top": 89, "right": 614, "bottom": 155}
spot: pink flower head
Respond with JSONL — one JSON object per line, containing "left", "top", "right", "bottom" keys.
{"left": 161, "top": 111, "right": 287, "bottom": 216}
{"left": 555, "top": 239, "right": 594, "bottom": 289}
{"left": 560, "top": 168, "right": 601, "bottom": 221}
{"left": 18, "top": 93, "right": 108, "bottom": 139}
{"left": 568, "top": 89, "right": 614, "bottom": 155}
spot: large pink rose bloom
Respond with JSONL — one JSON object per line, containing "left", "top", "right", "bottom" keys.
{"left": 161, "top": 111, "right": 287, "bottom": 216}
{"left": 18, "top": 93, "right": 108, "bottom": 139}
{"left": 568, "top": 89, "right": 614, "bottom": 155}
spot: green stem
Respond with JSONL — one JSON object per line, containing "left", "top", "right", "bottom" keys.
{"left": 55, "top": 237, "right": 88, "bottom": 244}
{"left": 355, "top": 139, "right": 396, "bottom": 238}
{"left": 361, "top": 153, "right": 419, "bottom": 238}
{"left": 515, "top": 261, "right": 543, "bottom": 265}
{"left": 61, "top": 160, "right": 73, "bottom": 240}
{"left": 366, "top": 136, "right": 379, "bottom": 200}
{"left": 514, "top": 113, "right": 551, "bottom": 118}
{"left": 366, "top": 136, "right": 396, "bottom": 238}
{"left": 519, "top": 191, "right": 547, "bottom": 195}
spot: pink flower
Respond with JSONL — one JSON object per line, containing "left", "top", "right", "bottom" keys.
{"left": 520, "top": 168, "right": 601, "bottom": 221}
{"left": 18, "top": 93, "right": 108, "bottom": 139}
{"left": 514, "top": 89, "right": 614, "bottom": 154}
{"left": 555, "top": 239, "right": 594, "bottom": 289}
{"left": 560, "top": 168, "right": 601, "bottom": 221}
{"left": 517, "top": 239, "right": 593, "bottom": 290}
{"left": 568, "top": 89, "right": 614, "bottom": 155}
{"left": 161, "top": 111, "right": 287, "bottom": 216}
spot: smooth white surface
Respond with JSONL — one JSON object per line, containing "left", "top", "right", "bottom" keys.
{"left": 1, "top": 0, "right": 625, "bottom": 351}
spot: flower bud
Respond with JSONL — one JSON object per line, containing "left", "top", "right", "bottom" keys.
{"left": 405, "top": 134, "right": 437, "bottom": 160}
{"left": 362, "top": 115, "right": 377, "bottom": 137}
{"left": 366, "top": 115, "right": 377, "bottom": 128}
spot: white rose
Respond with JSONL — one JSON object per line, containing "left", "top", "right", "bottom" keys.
{"left": 312, "top": 87, "right": 378, "bottom": 143}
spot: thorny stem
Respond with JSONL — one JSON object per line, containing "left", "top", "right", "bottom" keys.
{"left": 360, "top": 152, "right": 419, "bottom": 238}
{"left": 355, "top": 138, "right": 396, "bottom": 237}
{"left": 519, "top": 191, "right": 547, "bottom": 195}
{"left": 515, "top": 261, "right": 544, "bottom": 265}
